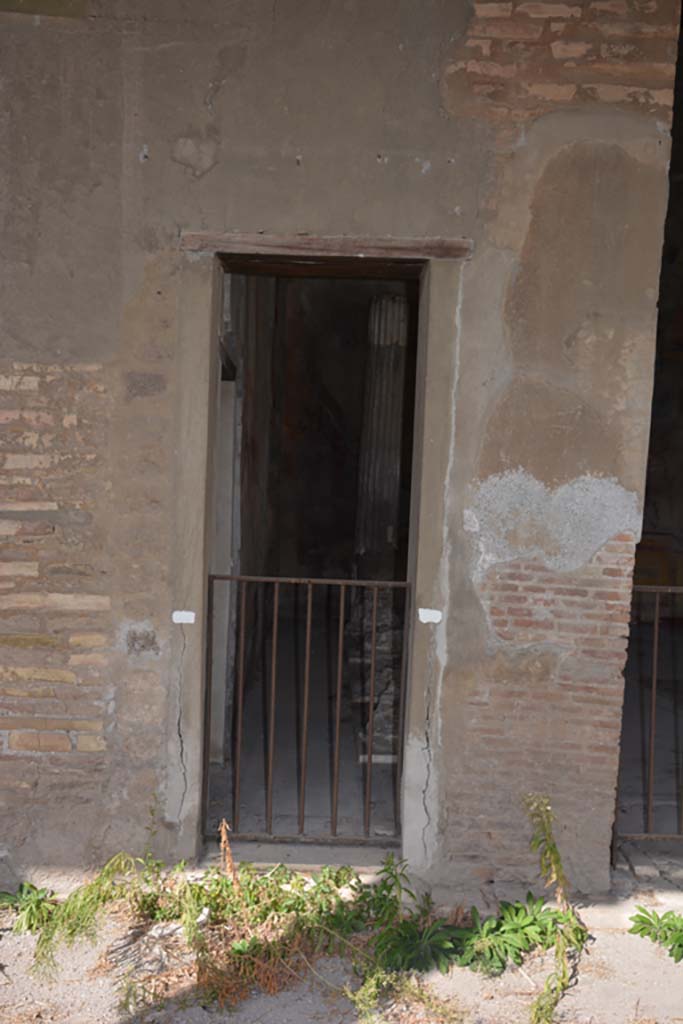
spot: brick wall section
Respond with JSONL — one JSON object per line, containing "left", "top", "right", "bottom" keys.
{"left": 480, "top": 532, "right": 635, "bottom": 657}
{"left": 453, "top": 532, "right": 636, "bottom": 889}
{"left": 442, "top": 0, "right": 679, "bottom": 119}
{"left": 0, "top": 362, "right": 113, "bottom": 824}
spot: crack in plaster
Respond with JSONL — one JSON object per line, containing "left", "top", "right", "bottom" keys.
{"left": 420, "top": 684, "right": 433, "bottom": 862}
{"left": 175, "top": 625, "right": 188, "bottom": 821}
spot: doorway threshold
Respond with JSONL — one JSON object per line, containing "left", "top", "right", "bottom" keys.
{"left": 201, "top": 838, "right": 397, "bottom": 874}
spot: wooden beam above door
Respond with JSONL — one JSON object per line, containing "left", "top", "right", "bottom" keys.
{"left": 180, "top": 231, "right": 474, "bottom": 263}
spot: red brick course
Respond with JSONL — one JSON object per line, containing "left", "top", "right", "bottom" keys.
{"left": 442, "top": 0, "right": 679, "bottom": 119}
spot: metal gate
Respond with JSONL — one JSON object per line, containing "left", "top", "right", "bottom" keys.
{"left": 204, "top": 574, "right": 410, "bottom": 844}
{"left": 616, "top": 584, "right": 683, "bottom": 842}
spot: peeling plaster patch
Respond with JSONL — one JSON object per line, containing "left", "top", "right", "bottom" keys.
{"left": 117, "top": 620, "right": 161, "bottom": 658}
{"left": 125, "top": 372, "right": 166, "bottom": 400}
{"left": 466, "top": 470, "right": 640, "bottom": 577}
{"left": 171, "top": 136, "right": 218, "bottom": 178}
{"left": 463, "top": 507, "right": 479, "bottom": 533}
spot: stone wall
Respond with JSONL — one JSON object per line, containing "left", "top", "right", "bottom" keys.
{"left": 0, "top": 0, "right": 679, "bottom": 895}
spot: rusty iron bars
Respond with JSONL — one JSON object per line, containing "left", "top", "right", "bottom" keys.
{"left": 205, "top": 573, "right": 410, "bottom": 844}
{"left": 618, "top": 584, "right": 683, "bottom": 842}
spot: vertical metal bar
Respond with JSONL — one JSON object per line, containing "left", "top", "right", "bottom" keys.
{"left": 671, "top": 592, "right": 683, "bottom": 835}
{"left": 201, "top": 576, "right": 215, "bottom": 836}
{"left": 233, "top": 580, "right": 247, "bottom": 833}
{"left": 394, "top": 586, "right": 411, "bottom": 837}
{"left": 331, "top": 584, "right": 346, "bottom": 836}
{"left": 646, "top": 591, "right": 661, "bottom": 834}
{"left": 299, "top": 582, "right": 313, "bottom": 834}
{"left": 266, "top": 581, "right": 280, "bottom": 834}
{"left": 364, "top": 586, "right": 379, "bottom": 836}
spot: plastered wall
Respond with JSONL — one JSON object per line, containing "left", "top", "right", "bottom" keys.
{"left": 0, "top": 0, "right": 678, "bottom": 895}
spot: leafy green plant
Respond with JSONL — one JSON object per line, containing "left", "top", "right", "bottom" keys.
{"left": 0, "top": 882, "right": 57, "bottom": 934}
{"left": 375, "top": 917, "right": 457, "bottom": 974}
{"left": 629, "top": 905, "right": 683, "bottom": 963}
{"left": 450, "top": 894, "right": 568, "bottom": 976}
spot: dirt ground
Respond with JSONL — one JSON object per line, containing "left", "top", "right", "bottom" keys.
{"left": 1, "top": 845, "right": 682, "bottom": 1024}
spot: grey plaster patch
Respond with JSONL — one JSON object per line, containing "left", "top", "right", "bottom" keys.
{"left": 465, "top": 470, "right": 640, "bottom": 576}
{"left": 118, "top": 621, "right": 161, "bottom": 658}
{"left": 171, "top": 135, "right": 218, "bottom": 178}
{"left": 125, "top": 372, "right": 166, "bottom": 400}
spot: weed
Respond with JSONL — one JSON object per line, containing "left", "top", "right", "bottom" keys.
{"left": 348, "top": 966, "right": 400, "bottom": 1020}
{"left": 629, "top": 905, "right": 683, "bottom": 963}
{"left": 34, "top": 852, "right": 137, "bottom": 972}
{"left": 349, "top": 971, "right": 463, "bottom": 1023}
{"left": 22, "top": 811, "right": 585, "bottom": 1020}
{"left": 390, "top": 976, "right": 464, "bottom": 1023}
{"left": 374, "top": 918, "right": 457, "bottom": 974}
{"left": 524, "top": 794, "right": 589, "bottom": 1024}
{"left": 0, "top": 882, "right": 57, "bottom": 934}
{"left": 524, "top": 794, "right": 570, "bottom": 910}
{"left": 449, "top": 894, "right": 570, "bottom": 976}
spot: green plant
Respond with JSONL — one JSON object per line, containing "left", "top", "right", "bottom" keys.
{"left": 449, "top": 894, "right": 569, "bottom": 976}
{"left": 23, "top": 819, "right": 589, "bottom": 1021}
{"left": 356, "top": 852, "right": 415, "bottom": 928}
{"left": 629, "top": 905, "right": 683, "bottom": 963}
{"left": 524, "top": 794, "right": 589, "bottom": 1024}
{"left": 34, "top": 852, "right": 136, "bottom": 972}
{"left": 524, "top": 794, "right": 570, "bottom": 909}
{"left": 347, "top": 966, "right": 400, "bottom": 1020}
{"left": 375, "top": 917, "right": 457, "bottom": 974}
{"left": 348, "top": 970, "right": 463, "bottom": 1023}
{"left": 0, "top": 882, "right": 57, "bottom": 934}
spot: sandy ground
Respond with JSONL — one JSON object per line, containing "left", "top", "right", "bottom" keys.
{"left": 1, "top": 849, "right": 683, "bottom": 1024}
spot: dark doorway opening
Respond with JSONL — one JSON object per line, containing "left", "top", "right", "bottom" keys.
{"left": 616, "top": 18, "right": 683, "bottom": 841}
{"left": 205, "top": 257, "right": 421, "bottom": 843}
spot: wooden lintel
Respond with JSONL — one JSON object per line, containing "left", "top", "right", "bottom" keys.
{"left": 180, "top": 231, "right": 473, "bottom": 261}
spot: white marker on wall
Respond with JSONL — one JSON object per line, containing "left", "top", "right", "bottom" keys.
{"left": 172, "top": 610, "right": 196, "bottom": 625}
{"left": 418, "top": 608, "right": 442, "bottom": 624}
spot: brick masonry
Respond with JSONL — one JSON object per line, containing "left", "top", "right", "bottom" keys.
{"left": 0, "top": 361, "right": 114, "bottom": 844}
{"left": 442, "top": 0, "right": 679, "bottom": 119}
{"left": 480, "top": 533, "right": 635, "bottom": 657}
{"left": 444, "top": 532, "right": 637, "bottom": 892}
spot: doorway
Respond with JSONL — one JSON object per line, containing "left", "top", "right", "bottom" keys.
{"left": 204, "top": 256, "right": 421, "bottom": 843}
{"left": 615, "top": 19, "right": 683, "bottom": 842}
